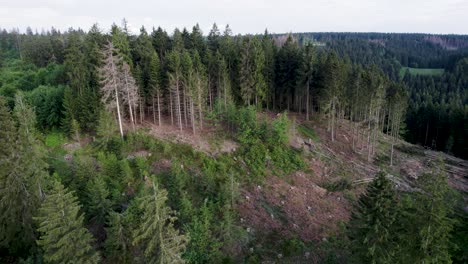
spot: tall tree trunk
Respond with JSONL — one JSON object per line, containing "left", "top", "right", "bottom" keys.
{"left": 306, "top": 80, "right": 310, "bottom": 121}
{"left": 152, "top": 96, "right": 156, "bottom": 124}
{"left": 170, "top": 92, "right": 174, "bottom": 126}
{"left": 175, "top": 78, "right": 183, "bottom": 132}
{"left": 115, "top": 86, "right": 124, "bottom": 138}
{"left": 157, "top": 92, "right": 161, "bottom": 127}
{"left": 191, "top": 99, "right": 195, "bottom": 135}
{"left": 183, "top": 87, "right": 188, "bottom": 128}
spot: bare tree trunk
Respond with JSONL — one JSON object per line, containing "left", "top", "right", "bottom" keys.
{"left": 152, "top": 96, "right": 156, "bottom": 124}
{"left": 139, "top": 97, "right": 144, "bottom": 124}
{"left": 170, "top": 92, "right": 174, "bottom": 126}
{"left": 198, "top": 87, "right": 203, "bottom": 130}
{"left": 191, "top": 99, "right": 196, "bottom": 135}
{"left": 157, "top": 92, "right": 161, "bottom": 127}
{"left": 183, "top": 87, "right": 188, "bottom": 128}
{"left": 175, "top": 79, "right": 183, "bottom": 132}
{"left": 367, "top": 107, "right": 372, "bottom": 162}
{"left": 115, "top": 86, "right": 124, "bottom": 138}
{"left": 306, "top": 80, "right": 310, "bottom": 121}
{"left": 208, "top": 79, "right": 212, "bottom": 111}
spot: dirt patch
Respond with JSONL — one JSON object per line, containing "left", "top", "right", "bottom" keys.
{"left": 152, "top": 159, "right": 172, "bottom": 174}
{"left": 137, "top": 120, "right": 238, "bottom": 155}
{"left": 238, "top": 172, "right": 351, "bottom": 241}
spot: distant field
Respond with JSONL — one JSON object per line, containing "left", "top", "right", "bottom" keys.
{"left": 399, "top": 67, "right": 444, "bottom": 78}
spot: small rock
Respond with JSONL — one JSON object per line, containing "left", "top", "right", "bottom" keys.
{"left": 281, "top": 200, "right": 285, "bottom": 205}
{"left": 277, "top": 254, "right": 283, "bottom": 259}
{"left": 245, "top": 195, "right": 250, "bottom": 200}
{"left": 249, "top": 247, "right": 254, "bottom": 253}
{"left": 270, "top": 213, "right": 274, "bottom": 219}
{"left": 305, "top": 252, "right": 310, "bottom": 259}
{"left": 257, "top": 185, "right": 262, "bottom": 190}
{"left": 322, "top": 237, "right": 328, "bottom": 242}
{"left": 247, "top": 227, "right": 251, "bottom": 233}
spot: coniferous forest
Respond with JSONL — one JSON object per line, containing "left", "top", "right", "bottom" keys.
{"left": 0, "top": 22, "right": 467, "bottom": 263}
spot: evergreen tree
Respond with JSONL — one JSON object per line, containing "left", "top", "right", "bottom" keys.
{"left": 183, "top": 201, "right": 222, "bottom": 263}
{"left": 85, "top": 174, "right": 112, "bottom": 225}
{"left": 148, "top": 51, "right": 162, "bottom": 125}
{"left": 105, "top": 211, "right": 133, "bottom": 263}
{"left": 0, "top": 95, "right": 47, "bottom": 254}
{"left": 132, "top": 179, "right": 188, "bottom": 264}
{"left": 413, "top": 162, "right": 454, "bottom": 263}
{"left": 348, "top": 172, "right": 398, "bottom": 264}
{"left": 34, "top": 179, "right": 100, "bottom": 264}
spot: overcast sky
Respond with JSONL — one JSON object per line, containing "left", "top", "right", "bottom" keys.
{"left": 1, "top": 0, "right": 467, "bottom": 35}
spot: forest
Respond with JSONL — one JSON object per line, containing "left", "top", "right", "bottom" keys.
{"left": 0, "top": 22, "right": 467, "bottom": 263}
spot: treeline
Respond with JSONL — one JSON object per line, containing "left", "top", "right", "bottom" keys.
{"left": 291, "top": 32, "right": 468, "bottom": 69}
{"left": 284, "top": 32, "right": 468, "bottom": 159}
{"left": 1, "top": 23, "right": 408, "bottom": 164}
{"left": 403, "top": 57, "right": 468, "bottom": 158}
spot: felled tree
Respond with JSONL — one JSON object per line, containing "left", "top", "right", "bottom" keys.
{"left": 132, "top": 179, "right": 188, "bottom": 264}
{"left": 35, "top": 180, "right": 100, "bottom": 264}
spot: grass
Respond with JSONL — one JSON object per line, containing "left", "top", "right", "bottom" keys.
{"left": 44, "top": 131, "right": 67, "bottom": 148}
{"left": 399, "top": 67, "right": 444, "bottom": 78}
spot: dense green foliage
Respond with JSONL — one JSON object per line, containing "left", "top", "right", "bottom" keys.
{"left": 348, "top": 164, "right": 461, "bottom": 264}
{"left": 0, "top": 24, "right": 466, "bottom": 263}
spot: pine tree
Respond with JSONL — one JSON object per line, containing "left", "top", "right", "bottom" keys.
{"left": 183, "top": 201, "right": 222, "bottom": 263}
{"left": 299, "top": 43, "right": 315, "bottom": 120}
{"left": 105, "top": 211, "right": 132, "bottom": 263}
{"left": 414, "top": 161, "right": 454, "bottom": 263}
{"left": 167, "top": 49, "right": 184, "bottom": 131}
{"left": 0, "top": 97, "right": 22, "bottom": 252}
{"left": 96, "top": 109, "right": 118, "bottom": 145}
{"left": 132, "top": 178, "right": 188, "bottom": 264}
{"left": 148, "top": 51, "right": 162, "bottom": 126}
{"left": 0, "top": 95, "right": 46, "bottom": 254}
{"left": 239, "top": 38, "right": 255, "bottom": 105}
{"left": 34, "top": 180, "right": 100, "bottom": 264}
{"left": 85, "top": 174, "right": 111, "bottom": 225}
{"left": 348, "top": 172, "right": 398, "bottom": 264}
{"left": 192, "top": 50, "right": 208, "bottom": 130}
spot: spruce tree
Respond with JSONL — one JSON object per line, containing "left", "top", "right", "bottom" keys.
{"left": 105, "top": 211, "right": 132, "bottom": 263}
{"left": 132, "top": 179, "right": 188, "bottom": 264}
{"left": 414, "top": 162, "right": 454, "bottom": 263}
{"left": 34, "top": 179, "right": 100, "bottom": 264}
{"left": 348, "top": 172, "right": 398, "bottom": 264}
{"left": 0, "top": 95, "right": 46, "bottom": 254}
{"left": 85, "top": 174, "right": 112, "bottom": 225}
{"left": 148, "top": 51, "right": 162, "bottom": 125}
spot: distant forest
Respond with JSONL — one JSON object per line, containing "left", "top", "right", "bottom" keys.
{"left": 286, "top": 32, "right": 468, "bottom": 158}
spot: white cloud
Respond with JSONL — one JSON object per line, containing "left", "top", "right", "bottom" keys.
{"left": 0, "top": 0, "right": 467, "bottom": 34}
